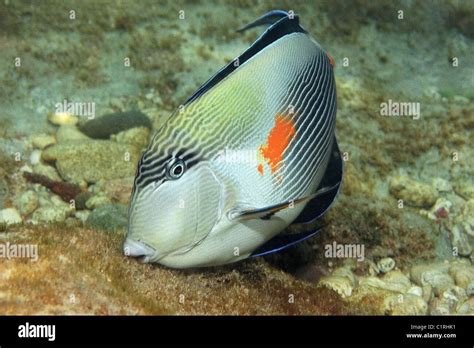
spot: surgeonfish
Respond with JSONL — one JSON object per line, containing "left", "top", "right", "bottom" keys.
{"left": 124, "top": 10, "right": 343, "bottom": 268}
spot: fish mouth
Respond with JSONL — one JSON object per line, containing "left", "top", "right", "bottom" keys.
{"left": 123, "top": 238, "right": 159, "bottom": 263}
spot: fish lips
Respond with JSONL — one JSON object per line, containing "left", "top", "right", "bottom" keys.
{"left": 123, "top": 238, "right": 159, "bottom": 263}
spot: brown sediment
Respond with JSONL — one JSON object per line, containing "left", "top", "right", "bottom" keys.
{"left": 0, "top": 223, "right": 380, "bottom": 315}
{"left": 23, "top": 172, "right": 82, "bottom": 203}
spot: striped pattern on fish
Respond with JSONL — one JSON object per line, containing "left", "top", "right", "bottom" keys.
{"left": 124, "top": 10, "right": 341, "bottom": 268}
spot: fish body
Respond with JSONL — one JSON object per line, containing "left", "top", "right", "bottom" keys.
{"left": 124, "top": 10, "right": 342, "bottom": 268}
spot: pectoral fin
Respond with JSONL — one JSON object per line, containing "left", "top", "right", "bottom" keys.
{"left": 227, "top": 184, "right": 339, "bottom": 221}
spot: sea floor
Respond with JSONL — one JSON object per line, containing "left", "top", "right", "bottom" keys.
{"left": 0, "top": 0, "right": 473, "bottom": 315}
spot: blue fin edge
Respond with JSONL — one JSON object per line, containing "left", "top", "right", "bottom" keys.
{"left": 250, "top": 227, "right": 323, "bottom": 258}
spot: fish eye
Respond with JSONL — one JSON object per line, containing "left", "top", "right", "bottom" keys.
{"left": 167, "top": 159, "right": 186, "bottom": 180}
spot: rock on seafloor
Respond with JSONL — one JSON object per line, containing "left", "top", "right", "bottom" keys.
{"left": 93, "top": 177, "right": 134, "bottom": 204}
{"left": 30, "top": 134, "right": 56, "bottom": 149}
{"left": 42, "top": 140, "right": 140, "bottom": 184}
{"left": 0, "top": 176, "right": 8, "bottom": 210}
{"left": 0, "top": 208, "right": 22, "bottom": 225}
{"left": 85, "top": 194, "right": 112, "bottom": 210}
{"left": 455, "top": 199, "right": 474, "bottom": 237}
{"left": 48, "top": 112, "right": 78, "bottom": 126}
{"left": 410, "top": 264, "right": 454, "bottom": 296}
{"left": 449, "top": 260, "right": 474, "bottom": 289}
{"left": 111, "top": 126, "right": 150, "bottom": 151}
{"left": 389, "top": 175, "right": 438, "bottom": 208}
{"left": 86, "top": 204, "right": 128, "bottom": 232}
{"left": 377, "top": 257, "right": 396, "bottom": 273}
{"left": 449, "top": 225, "right": 472, "bottom": 257}
{"left": 383, "top": 293, "right": 428, "bottom": 315}
{"left": 78, "top": 111, "right": 152, "bottom": 139}
{"left": 56, "top": 125, "right": 91, "bottom": 143}
{"left": 14, "top": 190, "right": 39, "bottom": 216}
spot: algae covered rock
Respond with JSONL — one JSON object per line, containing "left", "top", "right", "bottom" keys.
{"left": 377, "top": 257, "right": 396, "bottom": 273}
{"left": 410, "top": 263, "right": 454, "bottom": 296}
{"left": 318, "top": 266, "right": 357, "bottom": 298}
{"left": 449, "top": 260, "right": 474, "bottom": 289}
{"left": 455, "top": 199, "right": 474, "bottom": 237}
{"left": 111, "top": 126, "right": 150, "bottom": 151}
{"left": 453, "top": 179, "right": 474, "bottom": 200}
{"left": 48, "top": 112, "right": 78, "bottom": 126}
{"left": 383, "top": 293, "right": 428, "bottom": 315}
{"left": 0, "top": 176, "right": 9, "bottom": 210}
{"left": 32, "top": 163, "right": 62, "bottom": 182}
{"left": 30, "top": 133, "right": 56, "bottom": 149}
{"left": 101, "top": 176, "right": 134, "bottom": 204}
{"left": 15, "top": 190, "right": 39, "bottom": 216}
{"left": 0, "top": 208, "right": 22, "bottom": 225}
{"left": 32, "top": 207, "right": 68, "bottom": 223}
{"left": 86, "top": 204, "right": 128, "bottom": 233}
{"left": 450, "top": 225, "right": 472, "bottom": 257}
{"left": 42, "top": 140, "right": 140, "bottom": 184}
{"left": 85, "top": 194, "right": 112, "bottom": 210}
{"left": 389, "top": 175, "right": 438, "bottom": 208}
{"left": 56, "top": 125, "right": 91, "bottom": 143}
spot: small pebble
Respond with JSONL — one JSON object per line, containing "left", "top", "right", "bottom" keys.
{"left": 29, "top": 149, "right": 42, "bottom": 165}
{"left": 74, "top": 210, "right": 90, "bottom": 222}
{"left": 407, "top": 286, "right": 423, "bottom": 297}
{"left": 466, "top": 282, "right": 474, "bottom": 296}
{"left": 432, "top": 177, "right": 452, "bottom": 193}
{"left": 85, "top": 194, "right": 112, "bottom": 210}
{"left": 377, "top": 257, "right": 396, "bottom": 273}
{"left": 318, "top": 275, "right": 353, "bottom": 298}
{"left": 31, "top": 134, "right": 56, "bottom": 149}
{"left": 48, "top": 112, "right": 78, "bottom": 126}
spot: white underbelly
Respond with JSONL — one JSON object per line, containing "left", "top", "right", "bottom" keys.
{"left": 158, "top": 203, "right": 305, "bottom": 268}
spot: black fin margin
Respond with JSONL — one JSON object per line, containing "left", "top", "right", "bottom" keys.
{"left": 236, "top": 10, "right": 292, "bottom": 32}
{"left": 184, "top": 10, "right": 306, "bottom": 105}
{"left": 292, "top": 137, "right": 343, "bottom": 225}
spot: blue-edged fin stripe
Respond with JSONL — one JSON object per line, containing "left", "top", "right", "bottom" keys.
{"left": 250, "top": 227, "right": 323, "bottom": 257}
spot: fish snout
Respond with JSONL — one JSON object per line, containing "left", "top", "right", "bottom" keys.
{"left": 123, "top": 238, "right": 157, "bottom": 262}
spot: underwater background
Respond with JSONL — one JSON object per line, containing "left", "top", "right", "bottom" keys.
{"left": 0, "top": 0, "right": 473, "bottom": 315}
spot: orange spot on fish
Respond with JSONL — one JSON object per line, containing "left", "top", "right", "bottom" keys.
{"left": 326, "top": 52, "right": 335, "bottom": 67}
{"left": 259, "top": 113, "right": 296, "bottom": 174}
{"left": 257, "top": 163, "right": 264, "bottom": 175}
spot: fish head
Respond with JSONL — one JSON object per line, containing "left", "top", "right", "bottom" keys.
{"left": 124, "top": 145, "right": 224, "bottom": 265}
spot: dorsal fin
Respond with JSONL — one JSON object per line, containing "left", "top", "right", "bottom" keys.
{"left": 184, "top": 11, "right": 306, "bottom": 105}
{"left": 236, "top": 10, "right": 292, "bottom": 32}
